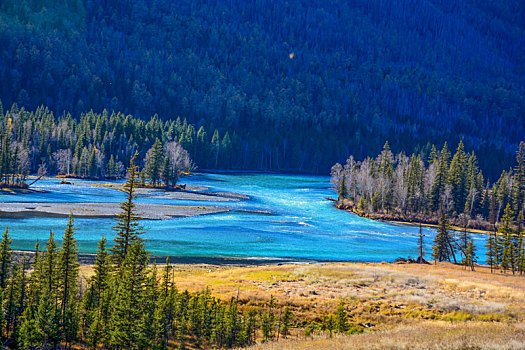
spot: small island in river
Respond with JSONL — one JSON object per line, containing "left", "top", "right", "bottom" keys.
{"left": 0, "top": 176, "right": 251, "bottom": 219}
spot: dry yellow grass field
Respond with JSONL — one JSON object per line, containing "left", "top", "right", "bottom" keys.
{"left": 79, "top": 262, "right": 525, "bottom": 349}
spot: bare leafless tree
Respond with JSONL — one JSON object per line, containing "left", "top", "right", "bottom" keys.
{"left": 53, "top": 149, "right": 72, "bottom": 175}
{"left": 163, "top": 141, "right": 194, "bottom": 187}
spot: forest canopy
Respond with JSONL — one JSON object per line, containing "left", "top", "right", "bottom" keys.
{"left": 0, "top": 0, "right": 524, "bottom": 176}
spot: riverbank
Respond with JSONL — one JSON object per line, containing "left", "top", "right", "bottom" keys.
{"left": 330, "top": 199, "right": 494, "bottom": 235}
{"left": 11, "top": 250, "right": 299, "bottom": 266}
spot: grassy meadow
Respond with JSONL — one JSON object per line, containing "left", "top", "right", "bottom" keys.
{"left": 80, "top": 261, "right": 525, "bottom": 349}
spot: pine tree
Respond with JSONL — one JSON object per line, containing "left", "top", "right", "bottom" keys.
{"left": 5, "top": 264, "right": 20, "bottom": 337}
{"left": 18, "top": 307, "right": 40, "bottom": 348}
{"left": 220, "top": 132, "right": 233, "bottom": 168}
{"left": 111, "top": 152, "right": 144, "bottom": 266}
{"left": 87, "top": 147, "right": 97, "bottom": 177}
{"left": 280, "top": 307, "right": 293, "bottom": 339}
{"left": 211, "top": 129, "right": 220, "bottom": 168}
{"left": 499, "top": 204, "right": 515, "bottom": 274}
{"left": 486, "top": 231, "right": 497, "bottom": 273}
{"left": 432, "top": 210, "right": 453, "bottom": 262}
{"left": 58, "top": 214, "right": 80, "bottom": 346}
{"left": 0, "top": 226, "right": 12, "bottom": 289}
{"left": 335, "top": 300, "right": 349, "bottom": 333}
{"left": 36, "top": 288, "right": 60, "bottom": 349}
{"left": 106, "top": 154, "right": 116, "bottom": 177}
{"left": 338, "top": 174, "right": 348, "bottom": 202}
{"left": 11, "top": 255, "right": 28, "bottom": 347}
{"left": 109, "top": 240, "right": 150, "bottom": 348}
{"left": 449, "top": 141, "right": 468, "bottom": 214}
{"left": 430, "top": 143, "right": 451, "bottom": 212}
{"left": 377, "top": 141, "right": 393, "bottom": 213}
{"left": 42, "top": 232, "right": 59, "bottom": 295}
{"left": 83, "top": 236, "right": 111, "bottom": 348}
{"left": 161, "top": 156, "right": 172, "bottom": 187}
{"left": 517, "top": 211, "right": 525, "bottom": 275}
{"left": 465, "top": 240, "right": 476, "bottom": 271}
{"left": 512, "top": 142, "right": 525, "bottom": 214}
{"left": 144, "top": 263, "right": 159, "bottom": 347}
{"left": 146, "top": 138, "right": 164, "bottom": 186}
{"left": 93, "top": 236, "right": 110, "bottom": 306}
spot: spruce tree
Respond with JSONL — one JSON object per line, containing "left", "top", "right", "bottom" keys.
{"left": 93, "top": 236, "right": 110, "bottom": 306}
{"left": 430, "top": 143, "right": 451, "bottom": 212}
{"left": 110, "top": 152, "right": 144, "bottom": 266}
{"left": 432, "top": 210, "right": 453, "bottom": 262}
{"left": 42, "top": 232, "right": 59, "bottom": 295}
{"left": 146, "top": 138, "right": 164, "bottom": 186}
{"left": 512, "top": 142, "right": 525, "bottom": 214}
{"left": 486, "top": 231, "right": 497, "bottom": 273}
{"left": 211, "top": 129, "right": 220, "bottom": 168}
{"left": 36, "top": 288, "right": 60, "bottom": 348}
{"left": 109, "top": 240, "right": 149, "bottom": 348}
{"left": 335, "top": 300, "right": 349, "bottom": 333}
{"left": 5, "top": 264, "right": 20, "bottom": 337}
{"left": 106, "top": 155, "right": 116, "bottom": 177}
{"left": 280, "top": 307, "right": 293, "bottom": 339}
{"left": 11, "top": 255, "right": 28, "bottom": 348}
{"left": 517, "top": 211, "right": 525, "bottom": 275}
{"left": 87, "top": 148, "right": 97, "bottom": 177}
{"left": 465, "top": 240, "right": 476, "bottom": 271}
{"left": 449, "top": 141, "right": 468, "bottom": 214}
{"left": 0, "top": 226, "right": 12, "bottom": 289}
{"left": 338, "top": 174, "right": 348, "bottom": 202}
{"left": 498, "top": 204, "right": 515, "bottom": 274}
{"left": 83, "top": 235, "right": 111, "bottom": 348}
{"left": 58, "top": 214, "right": 80, "bottom": 346}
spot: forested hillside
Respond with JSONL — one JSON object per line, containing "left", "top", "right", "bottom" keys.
{"left": 0, "top": 0, "right": 524, "bottom": 176}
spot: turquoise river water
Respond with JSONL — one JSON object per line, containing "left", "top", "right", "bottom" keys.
{"left": 0, "top": 173, "right": 488, "bottom": 262}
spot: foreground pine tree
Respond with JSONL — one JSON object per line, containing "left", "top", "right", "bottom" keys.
{"left": 110, "top": 152, "right": 144, "bottom": 266}
{"left": 465, "top": 240, "right": 477, "bottom": 271}
{"left": 486, "top": 231, "right": 497, "bottom": 273}
{"left": 432, "top": 210, "right": 453, "bottom": 262}
{"left": 0, "top": 226, "right": 12, "bottom": 290}
{"left": 109, "top": 239, "right": 150, "bottom": 348}
{"left": 498, "top": 204, "right": 515, "bottom": 274}
{"left": 58, "top": 214, "right": 80, "bottom": 347}
{"left": 83, "top": 235, "right": 111, "bottom": 348}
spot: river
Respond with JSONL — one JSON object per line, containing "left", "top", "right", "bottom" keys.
{"left": 0, "top": 173, "right": 488, "bottom": 262}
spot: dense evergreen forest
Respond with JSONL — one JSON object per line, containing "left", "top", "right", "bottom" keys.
{"left": 0, "top": 102, "right": 236, "bottom": 187}
{"left": 0, "top": 158, "right": 358, "bottom": 349}
{"left": 0, "top": 0, "right": 524, "bottom": 176}
{"left": 331, "top": 141, "right": 525, "bottom": 231}
{"left": 333, "top": 141, "right": 525, "bottom": 275}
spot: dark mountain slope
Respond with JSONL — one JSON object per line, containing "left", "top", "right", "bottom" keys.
{"left": 0, "top": 0, "right": 524, "bottom": 177}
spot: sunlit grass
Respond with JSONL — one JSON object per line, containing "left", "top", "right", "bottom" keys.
{"left": 79, "top": 261, "right": 525, "bottom": 348}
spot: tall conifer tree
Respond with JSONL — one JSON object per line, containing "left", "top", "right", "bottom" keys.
{"left": 111, "top": 152, "right": 144, "bottom": 266}
{"left": 58, "top": 214, "right": 80, "bottom": 346}
{"left": 0, "top": 226, "right": 12, "bottom": 289}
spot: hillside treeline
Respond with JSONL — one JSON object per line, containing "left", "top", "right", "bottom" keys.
{"left": 0, "top": 102, "right": 235, "bottom": 186}
{"left": 0, "top": 0, "right": 524, "bottom": 175}
{"left": 331, "top": 141, "right": 525, "bottom": 230}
